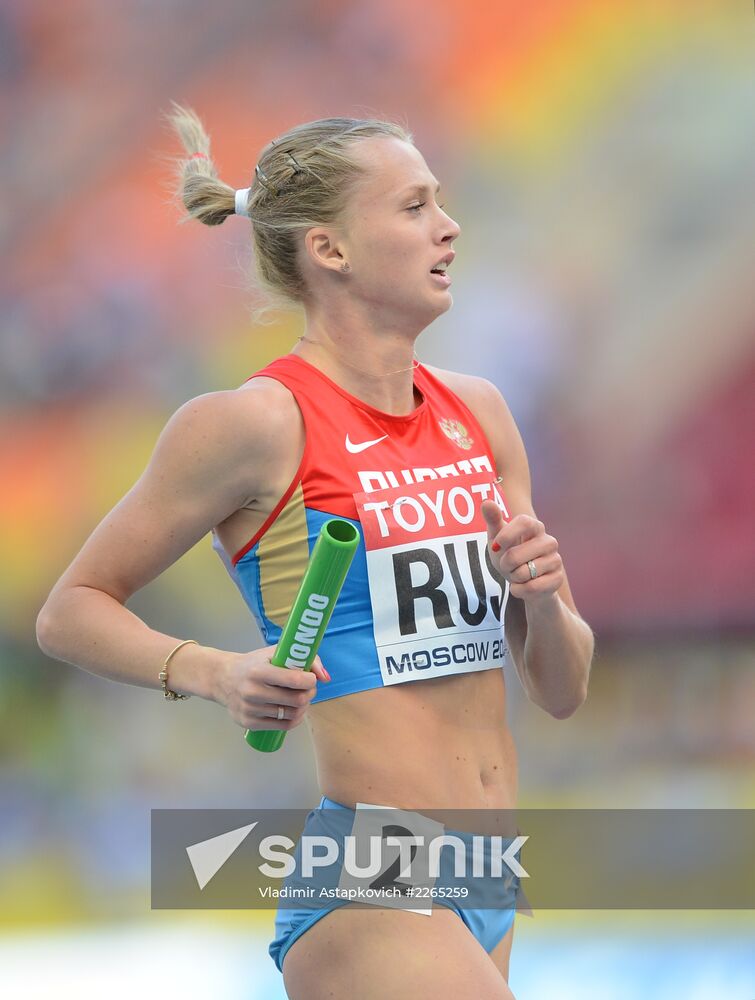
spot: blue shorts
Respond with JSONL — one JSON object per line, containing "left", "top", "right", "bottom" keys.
{"left": 269, "top": 795, "right": 520, "bottom": 974}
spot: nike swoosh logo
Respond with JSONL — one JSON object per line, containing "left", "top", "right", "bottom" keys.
{"left": 345, "top": 433, "right": 388, "bottom": 454}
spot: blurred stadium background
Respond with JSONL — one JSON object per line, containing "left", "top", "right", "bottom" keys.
{"left": 1, "top": 1, "right": 753, "bottom": 997}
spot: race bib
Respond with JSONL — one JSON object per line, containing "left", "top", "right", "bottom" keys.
{"left": 353, "top": 472, "right": 511, "bottom": 686}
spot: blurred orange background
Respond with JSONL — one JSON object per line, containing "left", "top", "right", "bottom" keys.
{"left": 1, "top": 2, "right": 752, "bottom": 997}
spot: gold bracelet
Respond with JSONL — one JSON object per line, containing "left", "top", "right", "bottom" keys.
{"left": 159, "top": 639, "right": 197, "bottom": 700}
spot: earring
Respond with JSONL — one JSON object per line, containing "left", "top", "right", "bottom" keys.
{"left": 340, "top": 262, "right": 350, "bottom": 273}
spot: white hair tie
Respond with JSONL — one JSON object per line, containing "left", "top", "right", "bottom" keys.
{"left": 234, "top": 188, "right": 250, "bottom": 217}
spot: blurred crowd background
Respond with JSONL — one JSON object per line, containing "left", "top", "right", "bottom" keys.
{"left": 1, "top": 1, "right": 753, "bottom": 997}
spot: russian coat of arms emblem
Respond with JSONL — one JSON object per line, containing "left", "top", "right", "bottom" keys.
{"left": 438, "top": 418, "right": 473, "bottom": 450}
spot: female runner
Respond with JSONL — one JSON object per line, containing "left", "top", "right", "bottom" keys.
{"left": 37, "top": 106, "right": 594, "bottom": 1000}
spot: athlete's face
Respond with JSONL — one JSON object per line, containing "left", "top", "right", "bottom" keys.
{"left": 308, "top": 137, "right": 461, "bottom": 325}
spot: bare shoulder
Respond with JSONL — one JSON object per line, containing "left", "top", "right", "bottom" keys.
{"left": 167, "top": 375, "right": 299, "bottom": 463}
{"left": 235, "top": 373, "right": 301, "bottom": 413}
{"left": 42, "top": 375, "right": 302, "bottom": 605}
{"left": 231, "top": 373, "right": 303, "bottom": 442}
{"left": 186, "top": 374, "right": 298, "bottom": 430}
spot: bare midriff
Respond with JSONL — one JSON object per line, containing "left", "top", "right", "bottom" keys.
{"left": 307, "top": 669, "right": 518, "bottom": 833}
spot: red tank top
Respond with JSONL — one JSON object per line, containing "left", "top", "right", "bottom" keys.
{"left": 211, "top": 353, "right": 512, "bottom": 702}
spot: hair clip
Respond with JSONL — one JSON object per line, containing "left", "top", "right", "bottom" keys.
{"left": 255, "top": 163, "right": 279, "bottom": 197}
{"left": 286, "top": 152, "right": 303, "bottom": 175}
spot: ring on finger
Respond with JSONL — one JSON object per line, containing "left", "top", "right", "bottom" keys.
{"left": 277, "top": 705, "right": 286, "bottom": 721}
{"left": 527, "top": 559, "right": 538, "bottom": 580}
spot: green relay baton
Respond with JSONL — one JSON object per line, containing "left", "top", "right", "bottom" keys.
{"left": 245, "top": 518, "right": 360, "bottom": 753}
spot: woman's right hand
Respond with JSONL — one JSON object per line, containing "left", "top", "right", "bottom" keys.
{"left": 213, "top": 647, "right": 331, "bottom": 731}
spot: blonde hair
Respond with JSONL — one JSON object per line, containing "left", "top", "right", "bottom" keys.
{"left": 166, "top": 102, "right": 413, "bottom": 317}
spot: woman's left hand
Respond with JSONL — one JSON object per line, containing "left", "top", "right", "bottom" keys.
{"left": 481, "top": 499, "right": 564, "bottom": 603}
